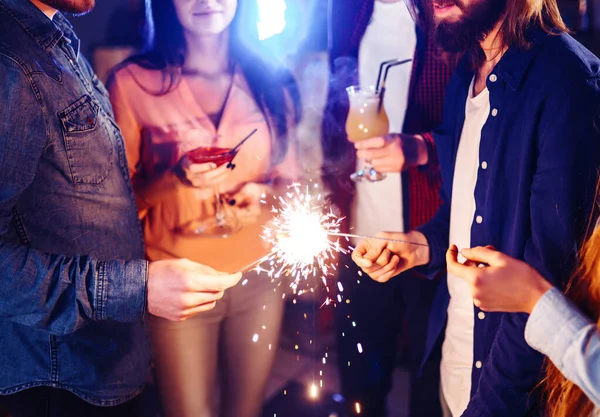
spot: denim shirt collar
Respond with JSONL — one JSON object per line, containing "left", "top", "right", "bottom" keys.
{"left": 0, "top": 0, "right": 78, "bottom": 56}
{"left": 456, "top": 26, "right": 551, "bottom": 91}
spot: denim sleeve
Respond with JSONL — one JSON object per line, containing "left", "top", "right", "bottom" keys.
{"left": 525, "top": 288, "right": 600, "bottom": 408}
{"left": 464, "top": 77, "right": 600, "bottom": 417}
{"left": 0, "top": 55, "right": 147, "bottom": 335}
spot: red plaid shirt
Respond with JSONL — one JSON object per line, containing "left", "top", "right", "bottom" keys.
{"left": 322, "top": 0, "right": 451, "bottom": 231}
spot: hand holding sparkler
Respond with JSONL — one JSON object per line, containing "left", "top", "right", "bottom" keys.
{"left": 352, "top": 231, "right": 430, "bottom": 282}
{"left": 147, "top": 259, "right": 241, "bottom": 321}
{"left": 446, "top": 245, "right": 553, "bottom": 313}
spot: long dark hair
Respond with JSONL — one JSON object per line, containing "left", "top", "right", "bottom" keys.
{"left": 118, "top": 0, "right": 301, "bottom": 165}
{"left": 406, "top": 0, "right": 568, "bottom": 65}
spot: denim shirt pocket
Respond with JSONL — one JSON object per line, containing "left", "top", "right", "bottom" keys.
{"left": 58, "top": 95, "right": 113, "bottom": 184}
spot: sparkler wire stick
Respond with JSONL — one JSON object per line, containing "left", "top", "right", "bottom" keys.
{"left": 237, "top": 183, "right": 460, "bottom": 279}
{"left": 238, "top": 253, "right": 272, "bottom": 274}
{"left": 327, "top": 232, "right": 460, "bottom": 253}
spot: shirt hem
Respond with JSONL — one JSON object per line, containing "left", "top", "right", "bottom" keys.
{"left": 0, "top": 381, "right": 144, "bottom": 407}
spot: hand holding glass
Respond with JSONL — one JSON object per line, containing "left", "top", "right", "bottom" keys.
{"left": 185, "top": 146, "right": 241, "bottom": 237}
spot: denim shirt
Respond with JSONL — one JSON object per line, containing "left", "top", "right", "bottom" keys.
{"left": 417, "top": 29, "right": 600, "bottom": 416}
{"left": 0, "top": 0, "right": 150, "bottom": 406}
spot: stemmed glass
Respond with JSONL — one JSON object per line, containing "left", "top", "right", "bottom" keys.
{"left": 185, "top": 145, "right": 241, "bottom": 237}
{"left": 345, "top": 85, "right": 390, "bottom": 182}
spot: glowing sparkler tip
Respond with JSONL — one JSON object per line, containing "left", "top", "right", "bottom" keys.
{"left": 259, "top": 183, "right": 346, "bottom": 292}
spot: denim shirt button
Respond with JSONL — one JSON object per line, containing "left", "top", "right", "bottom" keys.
{"left": 475, "top": 361, "right": 483, "bottom": 369}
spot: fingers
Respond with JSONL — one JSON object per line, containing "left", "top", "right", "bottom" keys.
{"left": 446, "top": 245, "right": 477, "bottom": 284}
{"left": 353, "top": 136, "right": 387, "bottom": 150}
{"left": 352, "top": 237, "right": 405, "bottom": 282}
{"left": 182, "top": 290, "right": 224, "bottom": 308}
{"left": 370, "top": 254, "right": 401, "bottom": 283}
{"left": 369, "top": 159, "right": 404, "bottom": 173}
{"left": 180, "top": 301, "right": 219, "bottom": 320}
{"left": 185, "top": 163, "right": 231, "bottom": 188}
{"left": 187, "top": 161, "right": 217, "bottom": 174}
{"left": 226, "top": 183, "right": 263, "bottom": 226}
{"left": 460, "top": 246, "right": 504, "bottom": 266}
{"left": 186, "top": 271, "right": 243, "bottom": 292}
{"left": 230, "top": 184, "right": 262, "bottom": 206}
{"left": 351, "top": 247, "right": 373, "bottom": 268}
{"left": 196, "top": 163, "right": 230, "bottom": 182}
{"left": 351, "top": 240, "right": 375, "bottom": 268}
{"left": 357, "top": 247, "right": 393, "bottom": 274}
{"left": 356, "top": 146, "right": 395, "bottom": 161}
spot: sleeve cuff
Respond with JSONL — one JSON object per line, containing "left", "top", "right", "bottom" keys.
{"left": 415, "top": 223, "right": 447, "bottom": 278}
{"left": 98, "top": 259, "right": 148, "bottom": 323}
{"left": 525, "top": 287, "right": 591, "bottom": 365}
{"left": 418, "top": 132, "right": 439, "bottom": 173}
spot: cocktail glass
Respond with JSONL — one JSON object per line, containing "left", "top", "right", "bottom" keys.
{"left": 345, "top": 85, "right": 389, "bottom": 182}
{"left": 185, "top": 146, "right": 241, "bottom": 237}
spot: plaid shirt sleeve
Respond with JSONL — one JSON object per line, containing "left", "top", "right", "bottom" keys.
{"left": 403, "top": 32, "right": 452, "bottom": 230}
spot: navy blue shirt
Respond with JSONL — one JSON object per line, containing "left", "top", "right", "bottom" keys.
{"left": 418, "top": 29, "right": 600, "bottom": 416}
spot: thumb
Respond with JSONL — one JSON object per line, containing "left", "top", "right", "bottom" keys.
{"left": 354, "top": 136, "right": 386, "bottom": 149}
{"left": 460, "top": 246, "right": 504, "bottom": 266}
{"left": 189, "top": 162, "right": 217, "bottom": 174}
{"left": 364, "top": 240, "right": 386, "bottom": 261}
{"left": 351, "top": 245, "right": 373, "bottom": 268}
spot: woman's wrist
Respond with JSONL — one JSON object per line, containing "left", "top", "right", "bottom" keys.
{"left": 525, "top": 270, "right": 554, "bottom": 314}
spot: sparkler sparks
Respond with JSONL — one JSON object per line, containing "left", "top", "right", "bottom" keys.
{"left": 243, "top": 182, "right": 348, "bottom": 293}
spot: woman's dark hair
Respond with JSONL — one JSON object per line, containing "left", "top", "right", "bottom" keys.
{"left": 118, "top": 0, "right": 301, "bottom": 165}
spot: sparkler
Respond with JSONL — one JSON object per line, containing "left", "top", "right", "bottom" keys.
{"left": 240, "top": 182, "right": 348, "bottom": 290}
{"left": 239, "top": 181, "right": 458, "bottom": 287}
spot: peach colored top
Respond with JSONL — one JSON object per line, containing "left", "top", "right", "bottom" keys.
{"left": 109, "top": 64, "right": 298, "bottom": 272}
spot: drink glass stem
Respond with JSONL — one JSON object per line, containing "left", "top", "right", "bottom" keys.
{"left": 214, "top": 188, "right": 226, "bottom": 227}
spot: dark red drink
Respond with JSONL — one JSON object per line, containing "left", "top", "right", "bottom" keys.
{"left": 187, "top": 146, "right": 235, "bottom": 167}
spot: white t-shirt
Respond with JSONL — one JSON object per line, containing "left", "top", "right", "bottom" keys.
{"left": 350, "top": 0, "right": 416, "bottom": 240}
{"left": 441, "top": 77, "right": 490, "bottom": 416}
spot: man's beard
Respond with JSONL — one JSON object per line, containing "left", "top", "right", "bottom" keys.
{"left": 39, "top": 0, "right": 95, "bottom": 15}
{"left": 433, "top": 0, "right": 506, "bottom": 54}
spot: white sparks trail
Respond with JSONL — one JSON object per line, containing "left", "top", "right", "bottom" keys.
{"left": 240, "top": 182, "right": 348, "bottom": 295}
